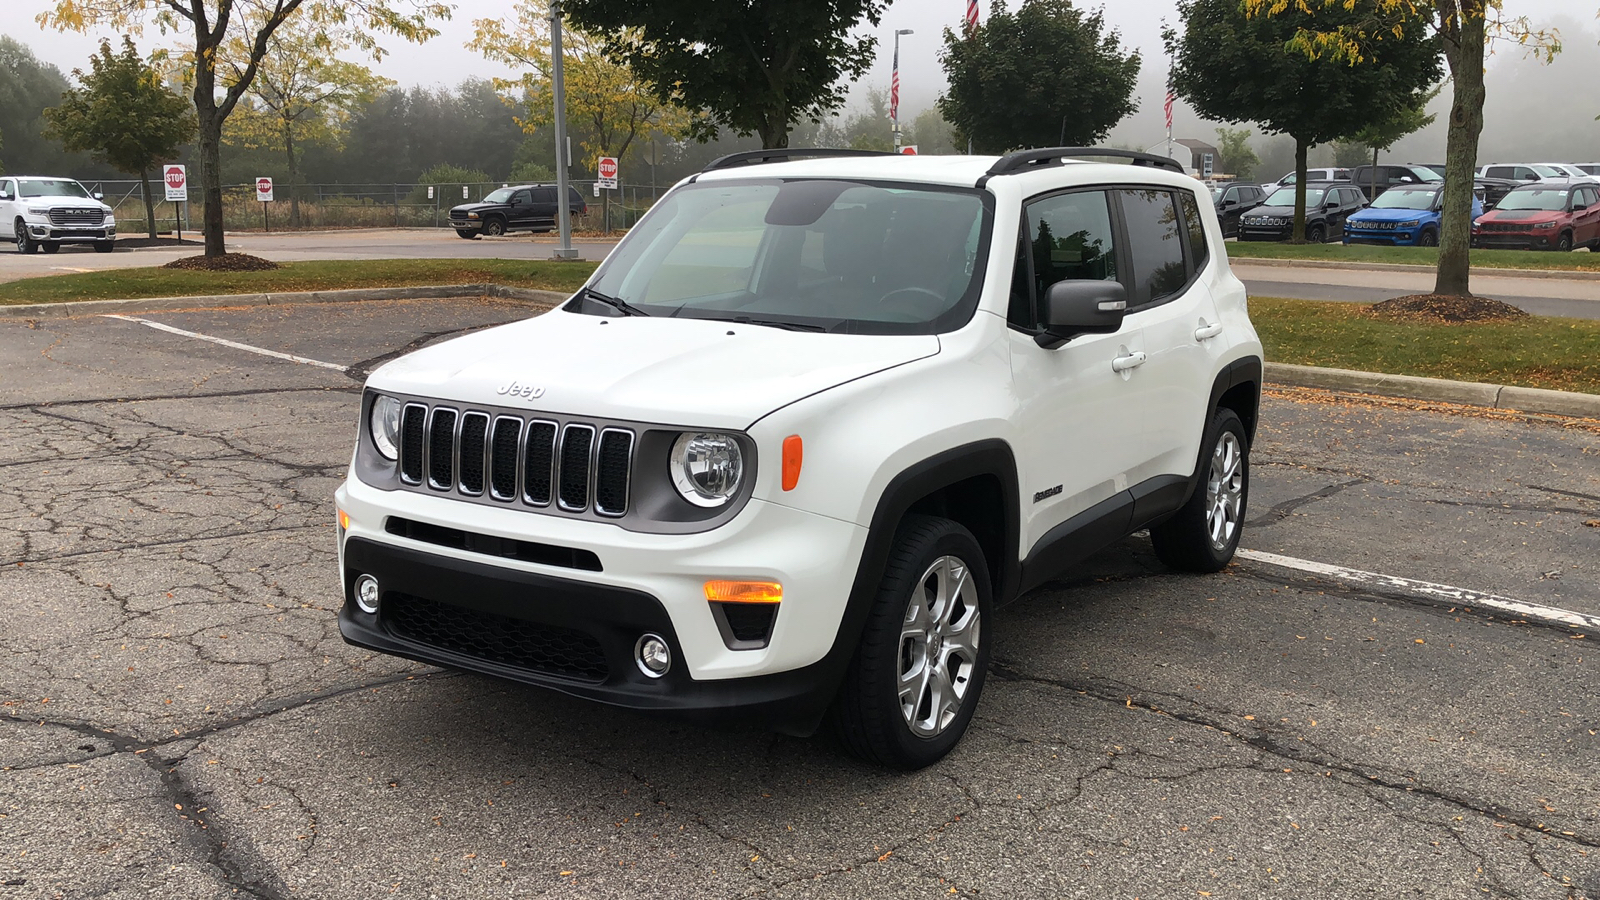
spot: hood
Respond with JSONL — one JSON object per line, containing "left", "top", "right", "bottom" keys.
{"left": 1350, "top": 207, "right": 1437, "bottom": 223}
{"left": 368, "top": 308, "right": 942, "bottom": 430}
{"left": 449, "top": 201, "right": 501, "bottom": 215}
{"left": 1478, "top": 208, "right": 1564, "bottom": 224}
{"left": 1241, "top": 204, "right": 1299, "bottom": 218}
{"left": 25, "top": 195, "right": 111, "bottom": 212}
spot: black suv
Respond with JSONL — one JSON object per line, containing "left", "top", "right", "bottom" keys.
{"left": 1210, "top": 182, "right": 1267, "bottom": 237}
{"left": 1237, "top": 182, "right": 1367, "bottom": 243}
{"left": 449, "top": 184, "right": 588, "bottom": 238}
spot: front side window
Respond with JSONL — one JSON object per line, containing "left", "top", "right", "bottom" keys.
{"left": 581, "top": 179, "right": 992, "bottom": 335}
{"left": 1011, "top": 191, "right": 1116, "bottom": 328}
{"left": 1118, "top": 189, "right": 1187, "bottom": 307}
{"left": 512, "top": 190, "right": 531, "bottom": 206}
{"left": 17, "top": 179, "right": 91, "bottom": 199}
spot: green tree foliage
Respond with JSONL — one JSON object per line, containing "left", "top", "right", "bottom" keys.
{"left": 1214, "top": 127, "right": 1260, "bottom": 181}
{"left": 223, "top": 14, "right": 392, "bottom": 226}
{"left": 0, "top": 38, "right": 76, "bottom": 175}
{"left": 1344, "top": 86, "right": 1439, "bottom": 196}
{"left": 407, "top": 163, "right": 492, "bottom": 205}
{"left": 909, "top": 107, "right": 959, "bottom": 154}
{"left": 324, "top": 81, "right": 525, "bottom": 185}
{"left": 1165, "top": 0, "right": 1442, "bottom": 241}
{"left": 40, "top": 0, "right": 449, "bottom": 258}
{"left": 560, "top": 0, "right": 889, "bottom": 149}
{"left": 43, "top": 37, "right": 196, "bottom": 239}
{"left": 939, "top": 0, "right": 1140, "bottom": 154}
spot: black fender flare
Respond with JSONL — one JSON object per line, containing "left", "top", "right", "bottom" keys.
{"left": 1174, "top": 354, "right": 1262, "bottom": 509}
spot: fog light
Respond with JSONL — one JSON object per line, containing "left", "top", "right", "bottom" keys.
{"left": 354, "top": 574, "right": 380, "bottom": 614}
{"left": 635, "top": 633, "right": 671, "bottom": 678}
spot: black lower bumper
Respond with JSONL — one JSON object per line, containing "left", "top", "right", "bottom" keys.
{"left": 1473, "top": 235, "right": 1557, "bottom": 250}
{"left": 339, "top": 537, "right": 836, "bottom": 734}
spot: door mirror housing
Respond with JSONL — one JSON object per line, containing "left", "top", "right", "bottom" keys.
{"left": 1035, "top": 280, "right": 1128, "bottom": 349}
{"left": 93, "top": 191, "right": 104, "bottom": 200}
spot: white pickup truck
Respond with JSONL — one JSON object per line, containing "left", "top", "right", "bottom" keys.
{"left": 0, "top": 176, "right": 117, "bottom": 254}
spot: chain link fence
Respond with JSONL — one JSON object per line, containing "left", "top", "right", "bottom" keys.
{"left": 83, "top": 179, "right": 666, "bottom": 235}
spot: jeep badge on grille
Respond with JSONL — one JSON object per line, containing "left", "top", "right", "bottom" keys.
{"left": 496, "top": 381, "right": 545, "bottom": 400}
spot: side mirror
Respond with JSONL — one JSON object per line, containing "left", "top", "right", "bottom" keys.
{"left": 1036, "top": 280, "right": 1128, "bottom": 349}
{"left": 1575, "top": 203, "right": 1590, "bottom": 211}
{"left": 0, "top": 192, "right": 9, "bottom": 201}
{"left": 93, "top": 191, "right": 105, "bottom": 200}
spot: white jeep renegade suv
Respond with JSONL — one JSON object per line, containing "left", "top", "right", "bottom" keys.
{"left": 336, "top": 148, "right": 1263, "bottom": 768}
{"left": 0, "top": 176, "right": 117, "bottom": 254}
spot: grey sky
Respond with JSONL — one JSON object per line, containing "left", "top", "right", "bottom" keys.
{"left": 6, "top": 0, "right": 1596, "bottom": 162}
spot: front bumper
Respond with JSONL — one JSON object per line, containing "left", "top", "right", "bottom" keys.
{"left": 1237, "top": 224, "right": 1292, "bottom": 242}
{"left": 336, "top": 476, "right": 869, "bottom": 725}
{"left": 26, "top": 222, "right": 114, "bottom": 243}
{"left": 1345, "top": 227, "right": 1421, "bottom": 246}
{"left": 448, "top": 219, "right": 481, "bottom": 232}
{"left": 1472, "top": 231, "right": 1560, "bottom": 250}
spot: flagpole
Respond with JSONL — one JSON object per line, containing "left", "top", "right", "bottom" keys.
{"left": 892, "top": 29, "right": 913, "bottom": 151}
{"left": 964, "top": 0, "right": 978, "bottom": 154}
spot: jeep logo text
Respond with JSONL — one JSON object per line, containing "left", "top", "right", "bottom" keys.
{"left": 496, "top": 381, "right": 546, "bottom": 400}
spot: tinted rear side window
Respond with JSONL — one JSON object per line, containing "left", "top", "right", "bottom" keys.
{"left": 1117, "top": 189, "right": 1186, "bottom": 307}
{"left": 532, "top": 187, "right": 557, "bottom": 203}
{"left": 1178, "top": 191, "right": 1208, "bottom": 272}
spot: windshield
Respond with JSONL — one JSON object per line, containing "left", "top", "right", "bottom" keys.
{"left": 1529, "top": 165, "right": 1565, "bottom": 179}
{"left": 1371, "top": 188, "right": 1440, "bottom": 210}
{"left": 482, "top": 188, "right": 514, "bottom": 203}
{"left": 1495, "top": 188, "right": 1569, "bottom": 211}
{"left": 580, "top": 179, "right": 992, "bottom": 335}
{"left": 1264, "top": 187, "right": 1324, "bottom": 206}
{"left": 18, "top": 179, "right": 91, "bottom": 199}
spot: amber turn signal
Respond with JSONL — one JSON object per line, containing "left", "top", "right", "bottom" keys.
{"left": 782, "top": 435, "right": 803, "bottom": 491}
{"left": 338, "top": 509, "right": 350, "bottom": 530}
{"left": 703, "top": 580, "right": 783, "bottom": 604}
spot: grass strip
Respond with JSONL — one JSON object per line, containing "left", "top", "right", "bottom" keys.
{"left": 1251, "top": 296, "right": 1600, "bottom": 395}
{"left": 0, "top": 258, "right": 600, "bottom": 305}
{"left": 1228, "top": 242, "right": 1600, "bottom": 272}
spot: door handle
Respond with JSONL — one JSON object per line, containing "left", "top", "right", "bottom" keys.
{"left": 1194, "top": 321, "right": 1224, "bottom": 341}
{"left": 1111, "top": 351, "right": 1147, "bottom": 373}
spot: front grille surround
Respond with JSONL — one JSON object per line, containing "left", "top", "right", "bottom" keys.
{"left": 49, "top": 208, "right": 104, "bottom": 225}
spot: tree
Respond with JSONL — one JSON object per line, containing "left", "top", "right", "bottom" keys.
{"left": 939, "top": 0, "right": 1140, "bottom": 154}
{"left": 470, "top": 10, "right": 684, "bottom": 173}
{"left": 0, "top": 38, "right": 77, "bottom": 175}
{"left": 1344, "top": 86, "right": 1439, "bottom": 198}
{"left": 1166, "top": 0, "right": 1442, "bottom": 241}
{"left": 43, "top": 38, "right": 195, "bottom": 240}
{"left": 1241, "top": 1, "right": 1554, "bottom": 296}
{"left": 910, "top": 107, "right": 959, "bottom": 154}
{"left": 222, "top": 14, "right": 391, "bottom": 226}
{"left": 560, "top": 0, "right": 888, "bottom": 149}
{"left": 1214, "top": 127, "right": 1260, "bottom": 181}
{"left": 39, "top": 0, "right": 448, "bottom": 258}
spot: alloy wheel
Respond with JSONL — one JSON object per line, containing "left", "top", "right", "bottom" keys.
{"left": 1206, "top": 432, "right": 1245, "bottom": 551}
{"left": 898, "top": 555, "right": 981, "bottom": 738}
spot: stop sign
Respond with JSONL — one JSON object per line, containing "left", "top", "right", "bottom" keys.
{"left": 163, "top": 165, "right": 187, "bottom": 201}
{"left": 164, "top": 166, "right": 186, "bottom": 189}
{"left": 256, "top": 177, "right": 274, "bottom": 201}
{"left": 597, "top": 157, "right": 618, "bottom": 180}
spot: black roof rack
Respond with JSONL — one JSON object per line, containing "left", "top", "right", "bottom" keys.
{"left": 699, "top": 148, "right": 896, "bottom": 174}
{"left": 977, "top": 147, "right": 1184, "bottom": 187}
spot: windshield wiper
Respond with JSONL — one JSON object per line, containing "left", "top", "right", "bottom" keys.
{"left": 582, "top": 287, "right": 651, "bottom": 317}
{"left": 712, "top": 315, "right": 831, "bottom": 333}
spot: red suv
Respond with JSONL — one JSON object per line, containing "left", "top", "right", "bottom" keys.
{"left": 1472, "top": 181, "right": 1600, "bottom": 251}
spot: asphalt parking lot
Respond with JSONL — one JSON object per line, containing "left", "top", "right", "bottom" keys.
{"left": 2, "top": 297, "right": 1597, "bottom": 899}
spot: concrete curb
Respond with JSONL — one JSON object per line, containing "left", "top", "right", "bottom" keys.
{"left": 1265, "top": 362, "right": 1600, "bottom": 419}
{"left": 0, "top": 284, "right": 570, "bottom": 319}
{"left": 1230, "top": 255, "right": 1600, "bottom": 282}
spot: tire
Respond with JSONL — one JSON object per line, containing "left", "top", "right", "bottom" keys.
{"left": 1149, "top": 408, "right": 1249, "bottom": 573}
{"left": 1557, "top": 231, "right": 1573, "bottom": 252}
{"left": 93, "top": 241, "right": 115, "bottom": 253}
{"left": 41, "top": 242, "right": 60, "bottom": 254}
{"left": 15, "top": 220, "right": 37, "bottom": 254}
{"left": 1307, "top": 224, "right": 1326, "bottom": 244}
{"left": 482, "top": 217, "right": 506, "bottom": 237}
{"left": 832, "top": 515, "right": 991, "bottom": 769}
{"left": 455, "top": 229, "right": 479, "bottom": 240}
{"left": 1418, "top": 227, "right": 1439, "bottom": 247}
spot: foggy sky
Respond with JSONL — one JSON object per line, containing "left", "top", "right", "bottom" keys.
{"left": 6, "top": 0, "right": 1598, "bottom": 166}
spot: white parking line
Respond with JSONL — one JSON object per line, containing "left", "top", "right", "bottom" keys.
{"left": 1238, "top": 548, "right": 1600, "bottom": 631}
{"left": 102, "top": 314, "right": 349, "bottom": 372}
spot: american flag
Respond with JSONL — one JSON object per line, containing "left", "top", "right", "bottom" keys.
{"left": 965, "top": 0, "right": 979, "bottom": 33}
{"left": 890, "top": 43, "right": 900, "bottom": 122}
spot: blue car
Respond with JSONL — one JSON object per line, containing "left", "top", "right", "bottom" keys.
{"left": 1344, "top": 184, "right": 1483, "bottom": 247}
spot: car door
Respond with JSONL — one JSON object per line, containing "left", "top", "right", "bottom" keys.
{"left": 530, "top": 187, "right": 559, "bottom": 230}
{"left": 1119, "top": 188, "right": 1225, "bottom": 493}
{"left": 1575, "top": 186, "right": 1600, "bottom": 245}
{"left": 504, "top": 189, "right": 534, "bottom": 230}
{"left": 0, "top": 178, "right": 16, "bottom": 239}
{"left": 1007, "top": 188, "right": 1148, "bottom": 552}
{"left": 1219, "top": 186, "right": 1245, "bottom": 236}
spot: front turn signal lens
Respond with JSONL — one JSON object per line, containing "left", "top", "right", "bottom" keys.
{"left": 781, "top": 435, "right": 803, "bottom": 491}
{"left": 338, "top": 509, "right": 350, "bottom": 530}
{"left": 704, "top": 580, "right": 783, "bottom": 604}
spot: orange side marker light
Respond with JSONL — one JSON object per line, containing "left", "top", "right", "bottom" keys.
{"left": 782, "top": 435, "right": 803, "bottom": 491}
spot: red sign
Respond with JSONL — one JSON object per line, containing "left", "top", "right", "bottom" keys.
{"left": 597, "top": 157, "right": 618, "bottom": 180}
{"left": 164, "top": 166, "right": 185, "bottom": 190}
{"left": 256, "top": 177, "right": 274, "bottom": 201}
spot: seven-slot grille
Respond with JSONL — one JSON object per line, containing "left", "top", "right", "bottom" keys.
{"left": 1478, "top": 222, "right": 1539, "bottom": 233}
{"left": 48, "top": 208, "right": 104, "bottom": 225}
{"left": 398, "top": 402, "right": 634, "bottom": 517}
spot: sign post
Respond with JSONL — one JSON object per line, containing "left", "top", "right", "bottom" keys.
{"left": 597, "top": 156, "right": 618, "bottom": 234}
{"left": 163, "top": 165, "right": 186, "bottom": 242}
{"left": 256, "top": 177, "right": 274, "bottom": 233}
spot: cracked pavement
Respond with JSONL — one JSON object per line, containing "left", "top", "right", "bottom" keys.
{"left": 2, "top": 298, "right": 1597, "bottom": 898}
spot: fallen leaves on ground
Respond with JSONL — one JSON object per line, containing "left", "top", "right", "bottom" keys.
{"left": 1362, "top": 294, "right": 1529, "bottom": 324}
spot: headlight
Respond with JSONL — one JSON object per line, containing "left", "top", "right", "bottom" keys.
{"left": 1396, "top": 220, "right": 1420, "bottom": 228}
{"left": 27, "top": 207, "right": 49, "bottom": 216}
{"left": 468, "top": 212, "right": 480, "bottom": 219}
{"left": 1533, "top": 222, "right": 1557, "bottom": 229}
{"left": 369, "top": 394, "right": 403, "bottom": 461}
{"left": 670, "top": 432, "right": 743, "bottom": 507}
